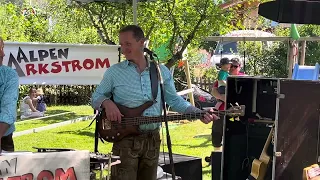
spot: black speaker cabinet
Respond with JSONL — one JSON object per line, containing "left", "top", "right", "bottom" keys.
{"left": 220, "top": 76, "right": 320, "bottom": 180}
{"left": 158, "top": 152, "right": 202, "bottom": 180}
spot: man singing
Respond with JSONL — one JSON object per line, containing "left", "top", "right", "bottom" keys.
{"left": 91, "top": 25, "right": 219, "bottom": 180}
{"left": 0, "top": 37, "right": 19, "bottom": 153}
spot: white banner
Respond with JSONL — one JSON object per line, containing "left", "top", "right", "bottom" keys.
{"left": 0, "top": 150, "right": 90, "bottom": 180}
{"left": 3, "top": 42, "right": 120, "bottom": 85}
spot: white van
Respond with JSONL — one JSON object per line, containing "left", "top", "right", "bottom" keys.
{"left": 210, "top": 30, "right": 276, "bottom": 66}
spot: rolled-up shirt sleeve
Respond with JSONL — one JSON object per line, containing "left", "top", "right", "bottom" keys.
{"left": 0, "top": 70, "right": 19, "bottom": 126}
{"left": 91, "top": 69, "right": 114, "bottom": 110}
{"left": 161, "top": 65, "right": 191, "bottom": 113}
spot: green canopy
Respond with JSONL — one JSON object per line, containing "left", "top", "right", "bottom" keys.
{"left": 152, "top": 35, "right": 173, "bottom": 62}
{"left": 290, "top": 24, "right": 300, "bottom": 40}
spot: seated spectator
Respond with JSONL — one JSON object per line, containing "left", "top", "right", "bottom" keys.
{"left": 20, "top": 88, "right": 44, "bottom": 119}
{"left": 36, "top": 88, "right": 46, "bottom": 112}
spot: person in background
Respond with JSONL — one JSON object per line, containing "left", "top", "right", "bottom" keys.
{"left": 230, "top": 58, "right": 245, "bottom": 76}
{"left": 214, "top": 58, "right": 232, "bottom": 110}
{"left": 20, "top": 88, "right": 44, "bottom": 119}
{"left": 210, "top": 57, "right": 246, "bottom": 151}
{"left": 0, "top": 37, "right": 19, "bottom": 153}
{"left": 217, "top": 57, "right": 232, "bottom": 94}
{"left": 36, "top": 88, "right": 46, "bottom": 112}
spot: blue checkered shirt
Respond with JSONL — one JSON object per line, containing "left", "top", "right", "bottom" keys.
{"left": 91, "top": 59, "right": 191, "bottom": 131}
{"left": 0, "top": 66, "right": 19, "bottom": 136}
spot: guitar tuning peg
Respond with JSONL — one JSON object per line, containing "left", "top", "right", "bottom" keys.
{"left": 229, "top": 103, "right": 234, "bottom": 107}
{"left": 235, "top": 102, "right": 240, "bottom": 107}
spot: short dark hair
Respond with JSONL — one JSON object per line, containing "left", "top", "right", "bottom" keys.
{"left": 119, "top": 25, "right": 145, "bottom": 41}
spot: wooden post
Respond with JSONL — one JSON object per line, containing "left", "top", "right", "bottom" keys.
{"left": 184, "top": 60, "right": 195, "bottom": 106}
{"left": 300, "top": 40, "right": 306, "bottom": 65}
{"left": 286, "top": 40, "right": 291, "bottom": 68}
{"left": 295, "top": 42, "right": 299, "bottom": 64}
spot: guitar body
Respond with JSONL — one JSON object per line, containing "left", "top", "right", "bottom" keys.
{"left": 97, "top": 101, "right": 154, "bottom": 143}
{"left": 250, "top": 159, "right": 268, "bottom": 180}
{"left": 249, "top": 126, "right": 273, "bottom": 180}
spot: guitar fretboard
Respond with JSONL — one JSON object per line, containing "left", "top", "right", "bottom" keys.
{"left": 112, "top": 111, "right": 228, "bottom": 126}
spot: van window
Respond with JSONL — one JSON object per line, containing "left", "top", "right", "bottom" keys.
{"left": 214, "top": 42, "right": 238, "bottom": 55}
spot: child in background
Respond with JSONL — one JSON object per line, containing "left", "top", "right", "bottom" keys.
{"left": 36, "top": 88, "right": 46, "bottom": 112}
{"left": 215, "top": 58, "right": 231, "bottom": 109}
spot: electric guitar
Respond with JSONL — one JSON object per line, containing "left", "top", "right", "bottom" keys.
{"left": 303, "top": 164, "right": 320, "bottom": 180}
{"left": 97, "top": 101, "right": 245, "bottom": 143}
{"left": 249, "top": 125, "right": 274, "bottom": 180}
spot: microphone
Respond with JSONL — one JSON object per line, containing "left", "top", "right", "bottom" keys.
{"left": 144, "top": 48, "right": 158, "bottom": 58}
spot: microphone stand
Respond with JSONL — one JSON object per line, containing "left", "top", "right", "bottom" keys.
{"left": 150, "top": 53, "right": 176, "bottom": 180}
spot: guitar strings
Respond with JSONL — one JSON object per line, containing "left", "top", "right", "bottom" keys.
{"left": 102, "top": 111, "right": 234, "bottom": 127}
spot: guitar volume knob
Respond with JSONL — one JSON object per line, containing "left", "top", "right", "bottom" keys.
{"left": 117, "top": 133, "right": 120, "bottom": 136}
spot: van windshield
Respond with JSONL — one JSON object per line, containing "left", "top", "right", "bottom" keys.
{"left": 214, "top": 42, "right": 238, "bottom": 55}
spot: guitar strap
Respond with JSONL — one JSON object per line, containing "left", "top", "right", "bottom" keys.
{"left": 149, "top": 60, "right": 159, "bottom": 102}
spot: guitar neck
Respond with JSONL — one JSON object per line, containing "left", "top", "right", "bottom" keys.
{"left": 124, "top": 111, "right": 228, "bottom": 126}
{"left": 259, "top": 126, "right": 274, "bottom": 163}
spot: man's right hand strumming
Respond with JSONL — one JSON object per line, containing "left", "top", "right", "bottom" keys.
{"left": 102, "top": 100, "right": 123, "bottom": 122}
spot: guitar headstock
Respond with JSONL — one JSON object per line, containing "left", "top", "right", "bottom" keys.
{"left": 226, "top": 103, "right": 246, "bottom": 118}
{"left": 303, "top": 164, "right": 320, "bottom": 180}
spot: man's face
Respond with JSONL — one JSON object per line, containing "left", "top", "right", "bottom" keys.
{"left": 119, "top": 31, "right": 144, "bottom": 60}
{"left": 0, "top": 39, "right": 4, "bottom": 65}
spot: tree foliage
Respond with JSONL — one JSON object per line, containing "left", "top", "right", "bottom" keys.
{"left": 72, "top": 0, "right": 239, "bottom": 68}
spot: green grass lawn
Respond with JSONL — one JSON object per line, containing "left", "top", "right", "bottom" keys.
{"left": 15, "top": 105, "right": 93, "bottom": 132}
{"left": 13, "top": 119, "right": 215, "bottom": 180}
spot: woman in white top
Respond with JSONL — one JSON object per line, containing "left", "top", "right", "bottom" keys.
{"left": 20, "top": 88, "right": 44, "bottom": 119}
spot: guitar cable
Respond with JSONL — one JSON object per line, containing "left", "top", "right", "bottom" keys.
{"left": 242, "top": 123, "right": 250, "bottom": 170}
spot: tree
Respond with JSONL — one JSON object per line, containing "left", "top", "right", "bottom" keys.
{"left": 72, "top": 0, "right": 240, "bottom": 68}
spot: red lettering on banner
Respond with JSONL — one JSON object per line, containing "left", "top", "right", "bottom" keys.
{"left": 38, "top": 64, "right": 49, "bottom": 74}
{"left": 26, "top": 64, "right": 37, "bottom": 76}
{"left": 37, "top": 170, "right": 54, "bottom": 180}
{"left": 83, "top": 59, "right": 94, "bottom": 70}
{"left": 71, "top": 60, "right": 82, "bottom": 71}
{"left": 96, "top": 58, "right": 110, "bottom": 69}
{"left": 3, "top": 167, "right": 77, "bottom": 179}
{"left": 21, "top": 173, "right": 33, "bottom": 180}
{"left": 51, "top": 61, "right": 62, "bottom": 73}
{"left": 61, "top": 61, "right": 72, "bottom": 72}
{"left": 7, "top": 176, "right": 21, "bottom": 180}
{"left": 55, "top": 167, "right": 77, "bottom": 180}
{"left": 24, "top": 58, "right": 111, "bottom": 76}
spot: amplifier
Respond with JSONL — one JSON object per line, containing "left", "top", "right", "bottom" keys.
{"left": 158, "top": 152, "right": 202, "bottom": 180}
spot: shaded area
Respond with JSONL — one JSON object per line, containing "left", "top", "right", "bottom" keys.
{"left": 16, "top": 109, "right": 70, "bottom": 122}
{"left": 57, "top": 129, "right": 95, "bottom": 138}
{"left": 15, "top": 113, "right": 82, "bottom": 132}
